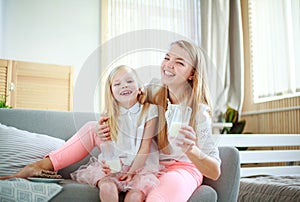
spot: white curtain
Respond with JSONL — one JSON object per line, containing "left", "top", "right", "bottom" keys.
{"left": 104, "top": 0, "right": 201, "bottom": 84}
{"left": 249, "top": 0, "right": 300, "bottom": 102}
{"left": 103, "top": 0, "right": 244, "bottom": 119}
{"left": 200, "top": 0, "right": 244, "bottom": 119}
{"left": 106, "top": 0, "right": 201, "bottom": 43}
{"left": 99, "top": 0, "right": 201, "bottom": 111}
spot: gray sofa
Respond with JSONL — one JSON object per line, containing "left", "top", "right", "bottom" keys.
{"left": 0, "top": 108, "right": 240, "bottom": 202}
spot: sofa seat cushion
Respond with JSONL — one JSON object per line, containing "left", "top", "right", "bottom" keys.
{"left": 50, "top": 180, "right": 99, "bottom": 202}
{"left": 0, "top": 123, "right": 65, "bottom": 177}
{"left": 51, "top": 180, "right": 126, "bottom": 202}
{"left": 51, "top": 180, "right": 216, "bottom": 202}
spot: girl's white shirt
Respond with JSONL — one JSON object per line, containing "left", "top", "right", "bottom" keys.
{"left": 113, "top": 102, "right": 160, "bottom": 170}
{"left": 159, "top": 103, "right": 221, "bottom": 163}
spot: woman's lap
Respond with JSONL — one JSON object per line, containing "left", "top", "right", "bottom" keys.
{"left": 146, "top": 162, "right": 203, "bottom": 202}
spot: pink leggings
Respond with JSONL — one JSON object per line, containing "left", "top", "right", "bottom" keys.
{"left": 146, "top": 161, "right": 203, "bottom": 202}
{"left": 47, "top": 121, "right": 102, "bottom": 171}
{"left": 48, "top": 122, "right": 203, "bottom": 201}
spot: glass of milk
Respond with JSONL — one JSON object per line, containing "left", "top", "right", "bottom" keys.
{"left": 105, "top": 159, "right": 122, "bottom": 173}
{"left": 168, "top": 105, "right": 192, "bottom": 142}
{"left": 99, "top": 141, "right": 122, "bottom": 173}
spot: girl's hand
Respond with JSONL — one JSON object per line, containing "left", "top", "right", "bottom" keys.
{"left": 119, "top": 173, "right": 134, "bottom": 183}
{"left": 175, "top": 125, "right": 197, "bottom": 152}
{"left": 101, "top": 160, "right": 111, "bottom": 176}
{"left": 95, "top": 116, "right": 111, "bottom": 141}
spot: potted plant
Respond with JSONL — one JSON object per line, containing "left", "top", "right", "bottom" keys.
{"left": 221, "top": 106, "right": 246, "bottom": 134}
{"left": 220, "top": 106, "right": 247, "bottom": 150}
{"left": 0, "top": 95, "right": 12, "bottom": 108}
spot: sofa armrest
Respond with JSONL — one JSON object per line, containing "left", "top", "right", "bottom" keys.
{"left": 188, "top": 185, "right": 217, "bottom": 202}
{"left": 203, "top": 146, "right": 240, "bottom": 202}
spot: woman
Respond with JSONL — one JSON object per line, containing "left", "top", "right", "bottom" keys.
{"left": 98, "top": 40, "right": 221, "bottom": 201}
{"left": 1, "top": 40, "right": 221, "bottom": 201}
{"left": 150, "top": 40, "right": 220, "bottom": 201}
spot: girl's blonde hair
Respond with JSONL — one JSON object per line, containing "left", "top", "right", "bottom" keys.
{"left": 103, "top": 65, "right": 149, "bottom": 141}
{"left": 151, "top": 40, "right": 212, "bottom": 151}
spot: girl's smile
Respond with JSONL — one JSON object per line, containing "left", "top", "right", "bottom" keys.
{"left": 111, "top": 68, "right": 140, "bottom": 109}
{"left": 120, "top": 89, "right": 133, "bottom": 96}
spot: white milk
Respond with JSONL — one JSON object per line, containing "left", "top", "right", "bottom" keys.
{"left": 106, "top": 159, "right": 121, "bottom": 173}
{"left": 169, "top": 122, "right": 182, "bottom": 139}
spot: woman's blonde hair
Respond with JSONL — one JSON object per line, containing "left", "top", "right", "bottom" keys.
{"left": 151, "top": 40, "right": 212, "bottom": 151}
{"left": 103, "top": 65, "right": 149, "bottom": 141}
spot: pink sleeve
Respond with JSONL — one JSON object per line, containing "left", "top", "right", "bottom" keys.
{"left": 47, "top": 121, "right": 102, "bottom": 171}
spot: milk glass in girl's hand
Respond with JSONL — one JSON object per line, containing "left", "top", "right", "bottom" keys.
{"left": 168, "top": 105, "right": 192, "bottom": 142}
{"left": 99, "top": 141, "right": 121, "bottom": 173}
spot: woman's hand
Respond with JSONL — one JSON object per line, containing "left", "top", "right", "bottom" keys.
{"left": 176, "top": 126, "right": 221, "bottom": 180}
{"left": 95, "top": 116, "right": 111, "bottom": 141}
{"left": 175, "top": 125, "right": 197, "bottom": 152}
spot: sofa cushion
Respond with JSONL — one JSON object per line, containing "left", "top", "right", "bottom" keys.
{"left": 0, "top": 123, "right": 65, "bottom": 176}
{"left": 0, "top": 178, "right": 62, "bottom": 201}
{"left": 51, "top": 180, "right": 216, "bottom": 202}
{"left": 50, "top": 180, "right": 124, "bottom": 202}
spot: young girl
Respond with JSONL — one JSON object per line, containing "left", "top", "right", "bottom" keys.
{"left": 71, "top": 65, "right": 160, "bottom": 202}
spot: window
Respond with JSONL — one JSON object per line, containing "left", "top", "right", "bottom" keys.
{"left": 249, "top": 0, "right": 300, "bottom": 103}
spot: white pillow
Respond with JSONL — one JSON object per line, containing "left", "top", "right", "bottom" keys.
{"left": 0, "top": 123, "right": 65, "bottom": 176}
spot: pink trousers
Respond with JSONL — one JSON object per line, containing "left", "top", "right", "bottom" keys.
{"left": 48, "top": 121, "right": 203, "bottom": 201}
{"left": 47, "top": 121, "right": 102, "bottom": 171}
{"left": 146, "top": 161, "right": 203, "bottom": 202}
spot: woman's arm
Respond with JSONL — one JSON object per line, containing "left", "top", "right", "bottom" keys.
{"left": 186, "top": 143, "right": 221, "bottom": 180}
{"left": 119, "top": 117, "right": 158, "bottom": 181}
{"left": 176, "top": 126, "right": 221, "bottom": 180}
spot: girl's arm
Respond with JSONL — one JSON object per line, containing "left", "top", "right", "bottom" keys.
{"left": 119, "top": 117, "right": 158, "bottom": 181}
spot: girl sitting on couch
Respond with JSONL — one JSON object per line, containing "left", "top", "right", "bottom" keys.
{"left": 71, "top": 65, "right": 160, "bottom": 202}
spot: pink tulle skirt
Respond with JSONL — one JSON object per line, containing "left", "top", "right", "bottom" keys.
{"left": 70, "top": 157, "right": 160, "bottom": 195}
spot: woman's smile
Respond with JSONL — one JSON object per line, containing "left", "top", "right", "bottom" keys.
{"left": 163, "top": 70, "right": 175, "bottom": 77}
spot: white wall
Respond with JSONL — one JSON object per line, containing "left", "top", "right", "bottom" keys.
{"left": 1, "top": 0, "right": 100, "bottom": 82}
{"left": 0, "top": 0, "right": 3, "bottom": 57}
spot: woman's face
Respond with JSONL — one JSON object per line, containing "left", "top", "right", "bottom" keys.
{"left": 110, "top": 68, "right": 139, "bottom": 108}
{"left": 161, "top": 43, "right": 194, "bottom": 89}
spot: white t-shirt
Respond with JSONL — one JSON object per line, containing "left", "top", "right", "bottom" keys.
{"left": 104, "top": 102, "right": 159, "bottom": 169}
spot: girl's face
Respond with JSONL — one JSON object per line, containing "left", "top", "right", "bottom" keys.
{"left": 161, "top": 43, "right": 194, "bottom": 89}
{"left": 110, "top": 68, "right": 140, "bottom": 108}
